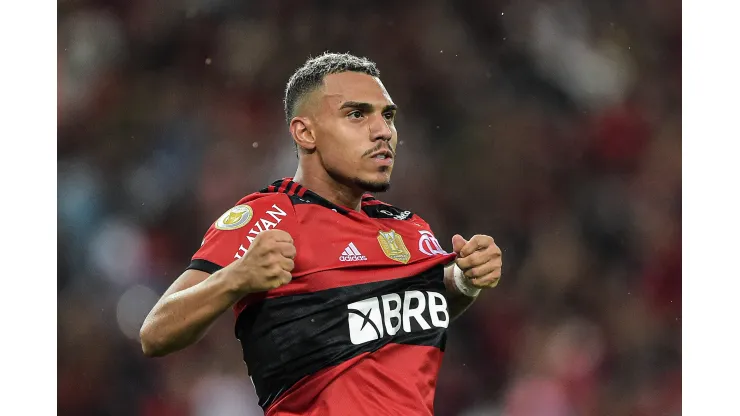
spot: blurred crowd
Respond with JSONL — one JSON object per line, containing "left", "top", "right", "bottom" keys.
{"left": 57, "top": 0, "right": 681, "bottom": 415}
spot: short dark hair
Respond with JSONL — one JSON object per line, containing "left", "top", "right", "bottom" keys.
{"left": 284, "top": 52, "right": 380, "bottom": 124}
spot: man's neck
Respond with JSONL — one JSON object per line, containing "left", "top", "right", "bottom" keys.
{"left": 293, "top": 165, "right": 364, "bottom": 212}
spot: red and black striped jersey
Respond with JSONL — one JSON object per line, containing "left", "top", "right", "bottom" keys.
{"left": 188, "top": 178, "right": 457, "bottom": 416}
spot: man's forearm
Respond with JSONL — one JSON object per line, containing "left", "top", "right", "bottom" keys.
{"left": 443, "top": 263, "right": 479, "bottom": 321}
{"left": 140, "top": 269, "right": 244, "bottom": 357}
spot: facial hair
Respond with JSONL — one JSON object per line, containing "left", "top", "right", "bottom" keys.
{"left": 325, "top": 164, "right": 392, "bottom": 193}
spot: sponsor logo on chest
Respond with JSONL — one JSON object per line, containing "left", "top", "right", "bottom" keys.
{"left": 347, "top": 290, "right": 449, "bottom": 345}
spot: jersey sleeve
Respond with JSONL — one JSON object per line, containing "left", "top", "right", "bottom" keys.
{"left": 187, "top": 193, "right": 298, "bottom": 274}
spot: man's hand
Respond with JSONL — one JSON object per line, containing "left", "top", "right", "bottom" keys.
{"left": 224, "top": 229, "right": 296, "bottom": 295}
{"left": 451, "top": 234, "right": 502, "bottom": 289}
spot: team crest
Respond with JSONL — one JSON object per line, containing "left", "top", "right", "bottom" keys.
{"left": 377, "top": 229, "right": 411, "bottom": 264}
{"left": 215, "top": 205, "right": 253, "bottom": 231}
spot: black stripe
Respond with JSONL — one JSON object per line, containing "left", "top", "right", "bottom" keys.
{"left": 261, "top": 179, "right": 415, "bottom": 220}
{"left": 278, "top": 178, "right": 291, "bottom": 192}
{"left": 361, "top": 203, "right": 415, "bottom": 220}
{"left": 287, "top": 191, "right": 349, "bottom": 214}
{"left": 235, "top": 265, "right": 448, "bottom": 409}
{"left": 285, "top": 181, "right": 298, "bottom": 195}
{"left": 186, "top": 259, "right": 223, "bottom": 274}
{"left": 260, "top": 179, "right": 286, "bottom": 193}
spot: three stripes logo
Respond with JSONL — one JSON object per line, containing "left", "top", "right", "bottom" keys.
{"left": 339, "top": 242, "right": 367, "bottom": 262}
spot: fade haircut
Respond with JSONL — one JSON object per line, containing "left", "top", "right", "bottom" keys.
{"left": 283, "top": 52, "right": 380, "bottom": 125}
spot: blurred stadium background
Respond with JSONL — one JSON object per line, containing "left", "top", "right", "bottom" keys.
{"left": 57, "top": 0, "right": 681, "bottom": 415}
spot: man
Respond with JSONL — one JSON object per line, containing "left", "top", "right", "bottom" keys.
{"left": 140, "top": 52, "right": 503, "bottom": 415}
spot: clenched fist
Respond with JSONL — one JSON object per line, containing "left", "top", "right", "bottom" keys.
{"left": 452, "top": 234, "right": 502, "bottom": 289}
{"left": 224, "top": 229, "right": 296, "bottom": 294}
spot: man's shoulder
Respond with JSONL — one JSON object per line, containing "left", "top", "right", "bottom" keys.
{"left": 208, "top": 191, "right": 295, "bottom": 233}
{"left": 230, "top": 190, "right": 298, "bottom": 225}
{"left": 233, "top": 190, "right": 294, "bottom": 210}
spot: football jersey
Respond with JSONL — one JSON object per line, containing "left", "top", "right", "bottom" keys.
{"left": 188, "top": 178, "right": 457, "bottom": 416}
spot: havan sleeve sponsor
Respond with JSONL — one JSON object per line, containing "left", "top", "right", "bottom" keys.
{"left": 188, "top": 193, "right": 298, "bottom": 273}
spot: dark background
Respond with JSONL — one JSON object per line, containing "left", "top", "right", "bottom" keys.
{"left": 57, "top": 0, "right": 681, "bottom": 414}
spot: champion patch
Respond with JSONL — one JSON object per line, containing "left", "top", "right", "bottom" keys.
{"left": 215, "top": 205, "right": 254, "bottom": 231}
{"left": 377, "top": 229, "right": 411, "bottom": 264}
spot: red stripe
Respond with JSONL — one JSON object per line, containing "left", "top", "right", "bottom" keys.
{"left": 277, "top": 179, "right": 291, "bottom": 193}
{"left": 362, "top": 200, "right": 385, "bottom": 206}
{"left": 266, "top": 343, "right": 441, "bottom": 416}
{"left": 297, "top": 186, "right": 308, "bottom": 197}
{"left": 233, "top": 292, "right": 267, "bottom": 317}
{"left": 286, "top": 181, "right": 299, "bottom": 195}
{"left": 233, "top": 254, "right": 456, "bottom": 316}
{"left": 270, "top": 254, "right": 454, "bottom": 299}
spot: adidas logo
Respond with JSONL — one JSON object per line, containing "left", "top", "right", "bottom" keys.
{"left": 339, "top": 242, "right": 367, "bottom": 262}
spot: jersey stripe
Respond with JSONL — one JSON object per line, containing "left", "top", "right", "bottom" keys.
{"left": 277, "top": 178, "right": 291, "bottom": 193}
{"left": 266, "top": 344, "right": 443, "bottom": 415}
{"left": 235, "top": 266, "right": 449, "bottom": 410}
{"left": 187, "top": 259, "right": 223, "bottom": 274}
{"left": 296, "top": 184, "right": 308, "bottom": 197}
{"left": 286, "top": 181, "right": 299, "bottom": 195}
{"left": 234, "top": 253, "right": 455, "bottom": 314}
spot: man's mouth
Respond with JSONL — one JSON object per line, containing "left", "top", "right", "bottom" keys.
{"left": 369, "top": 150, "right": 393, "bottom": 160}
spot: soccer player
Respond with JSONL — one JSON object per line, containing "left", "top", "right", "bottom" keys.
{"left": 140, "top": 52, "right": 503, "bottom": 415}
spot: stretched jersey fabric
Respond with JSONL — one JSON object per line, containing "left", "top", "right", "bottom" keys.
{"left": 188, "top": 178, "right": 457, "bottom": 416}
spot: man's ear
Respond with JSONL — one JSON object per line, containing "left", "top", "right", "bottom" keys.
{"left": 290, "top": 117, "right": 316, "bottom": 153}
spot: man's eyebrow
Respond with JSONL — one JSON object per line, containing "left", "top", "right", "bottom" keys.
{"left": 338, "top": 101, "right": 399, "bottom": 113}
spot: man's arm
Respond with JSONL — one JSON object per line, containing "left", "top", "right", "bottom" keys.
{"left": 140, "top": 268, "right": 244, "bottom": 357}
{"left": 140, "top": 228, "right": 296, "bottom": 357}
{"left": 140, "top": 195, "right": 298, "bottom": 357}
{"left": 443, "top": 263, "right": 479, "bottom": 321}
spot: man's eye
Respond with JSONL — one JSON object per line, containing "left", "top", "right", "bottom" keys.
{"left": 348, "top": 111, "right": 363, "bottom": 119}
{"left": 383, "top": 112, "right": 395, "bottom": 121}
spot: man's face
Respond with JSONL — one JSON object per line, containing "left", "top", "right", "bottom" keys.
{"left": 309, "top": 72, "right": 398, "bottom": 192}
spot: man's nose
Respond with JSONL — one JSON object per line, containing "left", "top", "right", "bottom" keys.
{"left": 369, "top": 114, "right": 392, "bottom": 142}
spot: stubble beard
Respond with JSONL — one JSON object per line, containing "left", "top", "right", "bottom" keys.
{"left": 325, "top": 165, "right": 391, "bottom": 194}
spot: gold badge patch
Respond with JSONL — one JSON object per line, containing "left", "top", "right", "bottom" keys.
{"left": 377, "top": 229, "right": 411, "bottom": 264}
{"left": 215, "top": 205, "right": 253, "bottom": 231}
